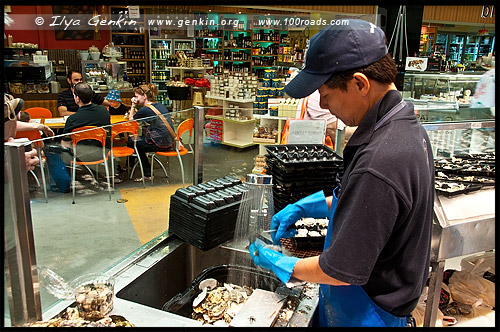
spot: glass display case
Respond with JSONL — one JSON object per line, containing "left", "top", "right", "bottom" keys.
{"left": 405, "top": 72, "right": 495, "bottom": 158}
{"left": 81, "top": 60, "right": 128, "bottom": 91}
{"left": 402, "top": 72, "right": 483, "bottom": 106}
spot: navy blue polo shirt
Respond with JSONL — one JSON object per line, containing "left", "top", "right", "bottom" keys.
{"left": 319, "top": 90, "right": 435, "bottom": 316}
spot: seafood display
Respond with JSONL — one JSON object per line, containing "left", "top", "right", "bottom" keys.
{"left": 25, "top": 307, "right": 134, "bottom": 327}
{"left": 436, "top": 172, "right": 495, "bottom": 185}
{"left": 192, "top": 281, "right": 254, "bottom": 325}
{"left": 434, "top": 153, "right": 495, "bottom": 197}
{"left": 434, "top": 154, "right": 495, "bottom": 177}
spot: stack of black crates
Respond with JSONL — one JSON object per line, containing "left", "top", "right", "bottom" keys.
{"left": 265, "top": 144, "right": 344, "bottom": 212}
{"left": 169, "top": 176, "right": 248, "bottom": 250}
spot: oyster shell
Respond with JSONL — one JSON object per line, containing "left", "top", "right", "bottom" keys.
{"left": 191, "top": 281, "right": 254, "bottom": 325}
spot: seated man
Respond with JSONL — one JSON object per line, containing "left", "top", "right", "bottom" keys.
{"left": 57, "top": 70, "right": 110, "bottom": 116}
{"left": 45, "top": 83, "right": 111, "bottom": 192}
{"left": 61, "top": 82, "right": 111, "bottom": 155}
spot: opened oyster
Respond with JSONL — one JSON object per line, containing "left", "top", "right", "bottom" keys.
{"left": 25, "top": 307, "right": 134, "bottom": 327}
{"left": 192, "top": 280, "right": 253, "bottom": 325}
{"left": 74, "top": 280, "right": 114, "bottom": 320}
{"left": 295, "top": 218, "right": 328, "bottom": 237}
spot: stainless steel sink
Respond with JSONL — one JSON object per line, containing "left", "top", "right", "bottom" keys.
{"left": 116, "top": 237, "right": 253, "bottom": 310}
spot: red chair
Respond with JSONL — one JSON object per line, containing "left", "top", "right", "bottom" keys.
{"left": 150, "top": 118, "right": 194, "bottom": 187}
{"left": 110, "top": 121, "right": 145, "bottom": 189}
{"left": 15, "top": 130, "right": 48, "bottom": 202}
{"left": 24, "top": 107, "right": 53, "bottom": 120}
{"left": 70, "top": 126, "right": 112, "bottom": 204}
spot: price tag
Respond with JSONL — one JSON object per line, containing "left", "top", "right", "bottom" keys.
{"left": 470, "top": 122, "right": 481, "bottom": 129}
{"left": 128, "top": 6, "right": 140, "bottom": 19}
{"left": 288, "top": 119, "right": 326, "bottom": 144}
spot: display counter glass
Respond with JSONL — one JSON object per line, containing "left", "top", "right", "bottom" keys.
{"left": 4, "top": 108, "right": 220, "bottom": 322}
{"left": 402, "top": 71, "right": 484, "bottom": 105}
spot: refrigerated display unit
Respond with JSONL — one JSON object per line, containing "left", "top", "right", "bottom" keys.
{"left": 447, "top": 34, "right": 465, "bottom": 62}
{"left": 173, "top": 39, "right": 196, "bottom": 54}
{"left": 149, "top": 38, "right": 173, "bottom": 102}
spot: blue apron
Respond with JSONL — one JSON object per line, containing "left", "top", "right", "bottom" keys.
{"left": 318, "top": 100, "right": 408, "bottom": 327}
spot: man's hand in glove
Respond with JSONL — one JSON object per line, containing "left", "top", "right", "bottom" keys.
{"left": 270, "top": 190, "right": 329, "bottom": 244}
{"left": 249, "top": 239, "right": 300, "bottom": 284}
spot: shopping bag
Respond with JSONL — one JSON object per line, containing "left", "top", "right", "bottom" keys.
{"left": 448, "top": 258, "right": 495, "bottom": 310}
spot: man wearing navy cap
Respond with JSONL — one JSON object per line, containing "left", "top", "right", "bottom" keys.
{"left": 249, "top": 20, "right": 434, "bottom": 327}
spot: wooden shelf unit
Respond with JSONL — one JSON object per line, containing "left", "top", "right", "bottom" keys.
{"left": 109, "top": 6, "right": 148, "bottom": 87}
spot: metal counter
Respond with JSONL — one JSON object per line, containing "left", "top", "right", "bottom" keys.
{"left": 38, "top": 235, "right": 318, "bottom": 327}
{"left": 423, "top": 188, "right": 495, "bottom": 327}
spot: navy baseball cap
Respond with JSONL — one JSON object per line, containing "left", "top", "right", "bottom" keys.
{"left": 284, "top": 19, "right": 388, "bottom": 98}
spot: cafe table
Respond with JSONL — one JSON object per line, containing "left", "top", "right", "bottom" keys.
{"left": 44, "top": 114, "right": 130, "bottom": 129}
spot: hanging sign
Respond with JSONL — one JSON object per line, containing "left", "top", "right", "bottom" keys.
{"left": 288, "top": 119, "right": 326, "bottom": 144}
{"left": 405, "top": 57, "right": 428, "bottom": 71}
{"left": 128, "top": 6, "right": 140, "bottom": 19}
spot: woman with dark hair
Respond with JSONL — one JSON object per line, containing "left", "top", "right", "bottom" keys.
{"left": 128, "top": 83, "right": 175, "bottom": 182}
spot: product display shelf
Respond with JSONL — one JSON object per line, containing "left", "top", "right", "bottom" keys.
{"left": 192, "top": 16, "right": 294, "bottom": 79}
{"left": 173, "top": 39, "right": 196, "bottom": 53}
{"left": 205, "top": 95, "right": 256, "bottom": 149}
{"left": 109, "top": 6, "right": 148, "bottom": 87}
{"left": 253, "top": 114, "right": 288, "bottom": 155}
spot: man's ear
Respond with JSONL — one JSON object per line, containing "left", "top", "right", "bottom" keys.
{"left": 352, "top": 73, "right": 370, "bottom": 96}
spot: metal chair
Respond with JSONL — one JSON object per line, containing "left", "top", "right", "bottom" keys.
{"left": 70, "top": 126, "right": 112, "bottom": 204}
{"left": 24, "top": 107, "right": 53, "bottom": 120}
{"left": 110, "top": 121, "right": 145, "bottom": 189}
{"left": 15, "top": 130, "right": 48, "bottom": 203}
{"left": 150, "top": 118, "right": 194, "bottom": 187}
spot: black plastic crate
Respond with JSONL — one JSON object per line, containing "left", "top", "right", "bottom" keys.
{"left": 265, "top": 144, "right": 343, "bottom": 166}
{"left": 162, "top": 264, "right": 282, "bottom": 318}
{"left": 169, "top": 178, "right": 248, "bottom": 251}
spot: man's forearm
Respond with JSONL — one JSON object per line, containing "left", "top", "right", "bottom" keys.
{"left": 58, "top": 106, "right": 75, "bottom": 117}
{"left": 292, "top": 256, "right": 350, "bottom": 286}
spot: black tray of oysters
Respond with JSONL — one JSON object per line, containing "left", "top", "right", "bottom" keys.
{"left": 435, "top": 154, "right": 495, "bottom": 178}
{"left": 435, "top": 180, "right": 483, "bottom": 197}
{"left": 434, "top": 153, "right": 495, "bottom": 197}
{"left": 291, "top": 217, "right": 329, "bottom": 250}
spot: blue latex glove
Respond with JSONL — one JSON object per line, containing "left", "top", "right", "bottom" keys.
{"left": 271, "top": 191, "right": 329, "bottom": 244}
{"left": 249, "top": 239, "right": 300, "bottom": 284}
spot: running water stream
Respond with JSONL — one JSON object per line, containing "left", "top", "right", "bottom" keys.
{"left": 223, "top": 174, "right": 276, "bottom": 286}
